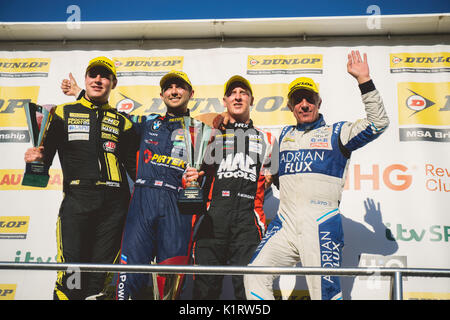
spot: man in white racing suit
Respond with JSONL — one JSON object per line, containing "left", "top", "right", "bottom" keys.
{"left": 244, "top": 50, "right": 389, "bottom": 300}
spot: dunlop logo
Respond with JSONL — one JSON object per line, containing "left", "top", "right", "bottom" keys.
{"left": 0, "top": 216, "right": 30, "bottom": 239}
{"left": 114, "top": 57, "right": 183, "bottom": 77}
{"left": 111, "top": 83, "right": 301, "bottom": 126}
{"left": 0, "top": 86, "right": 40, "bottom": 127}
{"left": 390, "top": 53, "right": 450, "bottom": 73}
{"left": 247, "top": 54, "right": 323, "bottom": 75}
{"left": 0, "top": 58, "right": 51, "bottom": 78}
{"left": 0, "top": 284, "right": 16, "bottom": 300}
{"left": 397, "top": 82, "right": 450, "bottom": 142}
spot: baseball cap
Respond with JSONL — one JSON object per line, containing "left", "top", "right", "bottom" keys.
{"left": 224, "top": 75, "right": 253, "bottom": 96}
{"left": 287, "top": 77, "right": 319, "bottom": 98}
{"left": 86, "top": 56, "right": 117, "bottom": 78}
{"left": 160, "top": 71, "right": 192, "bottom": 90}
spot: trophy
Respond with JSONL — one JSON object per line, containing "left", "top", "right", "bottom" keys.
{"left": 177, "top": 116, "right": 212, "bottom": 215}
{"left": 22, "top": 102, "right": 55, "bottom": 187}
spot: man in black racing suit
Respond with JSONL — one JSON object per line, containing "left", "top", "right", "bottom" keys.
{"left": 24, "top": 57, "right": 138, "bottom": 300}
{"left": 185, "top": 76, "right": 276, "bottom": 299}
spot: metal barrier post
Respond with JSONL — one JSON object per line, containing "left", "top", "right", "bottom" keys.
{"left": 392, "top": 271, "right": 403, "bottom": 300}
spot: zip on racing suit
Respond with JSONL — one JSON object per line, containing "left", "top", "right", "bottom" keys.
{"left": 193, "top": 120, "right": 275, "bottom": 300}
{"left": 116, "top": 112, "right": 198, "bottom": 300}
{"left": 42, "top": 96, "right": 138, "bottom": 300}
{"left": 244, "top": 80, "right": 389, "bottom": 300}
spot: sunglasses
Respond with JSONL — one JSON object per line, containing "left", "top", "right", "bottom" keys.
{"left": 289, "top": 90, "right": 319, "bottom": 105}
{"left": 87, "top": 67, "right": 113, "bottom": 79}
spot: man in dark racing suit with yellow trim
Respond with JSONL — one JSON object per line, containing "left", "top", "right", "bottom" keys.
{"left": 24, "top": 57, "right": 138, "bottom": 300}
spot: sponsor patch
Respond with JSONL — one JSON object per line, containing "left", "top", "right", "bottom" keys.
{"left": 68, "top": 133, "right": 89, "bottom": 141}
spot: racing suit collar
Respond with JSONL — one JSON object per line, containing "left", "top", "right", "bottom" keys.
{"left": 225, "top": 119, "right": 254, "bottom": 130}
{"left": 80, "top": 96, "right": 111, "bottom": 110}
{"left": 296, "top": 113, "right": 325, "bottom": 132}
{"left": 165, "top": 109, "right": 190, "bottom": 119}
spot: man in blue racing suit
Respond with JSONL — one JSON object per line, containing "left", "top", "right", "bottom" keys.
{"left": 116, "top": 71, "right": 201, "bottom": 300}
{"left": 244, "top": 50, "right": 390, "bottom": 300}
{"left": 62, "top": 71, "right": 207, "bottom": 299}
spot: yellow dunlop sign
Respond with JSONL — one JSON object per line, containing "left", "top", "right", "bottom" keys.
{"left": 390, "top": 52, "right": 450, "bottom": 73}
{"left": 0, "top": 169, "right": 62, "bottom": 190}
{"left": 397, "top": 82, "right": 450, "bottom": 142}
{"left": 247, "top": 54, "right": 323, "bottom": 75}
{"left": 110, "top": 83, "right": 302, "bottom": 126}
{"left": 113, "top": 56, "right": 184, "bottom": 77}
{"left": 0, "top": 86, "right": 40, "bottom": 127}
{"left": 398, "top": 82, "right": 450, "bottom": 126}
{"left": 0, "top": 284, "right": 17, "bottom": 300}
{"left": 0, "top": 217, "right": 29, "bottom": 239}
{"left": 0, "top": 58, "right": 51, "bottom": 77}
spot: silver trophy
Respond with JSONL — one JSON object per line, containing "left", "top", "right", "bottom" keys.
{"left": 177, "top": 116, "right": 212, "bottom": 215}
{"left": 22, "top": 102, "right": 55, "bottom": 187}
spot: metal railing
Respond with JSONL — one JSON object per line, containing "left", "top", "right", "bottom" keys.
{"left": 1, "top": 262, "right": 449, "bottom": 300}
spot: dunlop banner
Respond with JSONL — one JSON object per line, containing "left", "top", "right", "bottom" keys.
{"left": 390, "top": 53, "right": 450, "bottom": 73}
{"left": 111, "top": 83, "right": 300, "bottom": 126}
{"left": 0, "top": 58, "right": 50, "bottom": 78}
{"left": 0, "top": 43, "right": 449, "bottom": 300}
{"left": 0, "top": 284, "right": 17, "bottom": 300}
{"left": 397, "top": 82, "right": 450, "bottom": 142}
{"left": 247, "top": 54, "right": 323, "bottom": 75}
{"left": 113, "top": 56, "right": 184, "bottom": 77}
{"left": 0, "top": 86, "right": 40, "bottom": 128}
{"left": 0, "top": 217, "right": 30, "bottom": 239}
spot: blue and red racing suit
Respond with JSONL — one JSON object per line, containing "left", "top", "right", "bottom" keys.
{"left": 116, "top": 112, "right": 197, "bottom": 300}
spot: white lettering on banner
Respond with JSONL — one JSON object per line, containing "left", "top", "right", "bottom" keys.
{"left": 217, "top": 153, "right": 257, "bottom": 182}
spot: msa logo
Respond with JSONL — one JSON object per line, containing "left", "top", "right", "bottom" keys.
{"left": 0, "top": 216, "right": 30, "bottom": 239}
{"left": 217, "top": 153, "right": 257, "bottom": 182}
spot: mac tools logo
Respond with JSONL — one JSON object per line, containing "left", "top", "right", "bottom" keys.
{"left": 217, "top": 153, "right": 257, "bottom": 182}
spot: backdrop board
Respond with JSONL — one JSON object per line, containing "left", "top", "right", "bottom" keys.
{"left": 0, "top": 36, "right": 449, "bottom": 300}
